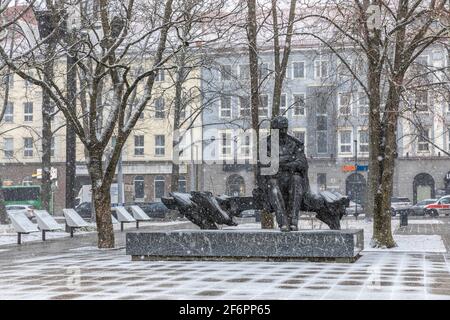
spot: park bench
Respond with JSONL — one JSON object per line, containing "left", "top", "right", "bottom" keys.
{"left": 63, "top": 209, "right": 90, "bottom": 237}
{"left": 113, "top": 206, "right": 136, "bottom": 231}
{"left": 34, "top": 210, "right": 62, "bottom": 241}
{"left": 129, "top": 205, "right": 151, "bottom": 228}
{"left": 8, "top": 211, "right": 39, "bottom": 244}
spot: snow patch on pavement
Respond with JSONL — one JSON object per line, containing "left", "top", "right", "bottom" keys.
{"left": 365, "top": 235, "right": 446, "bottom": 253}
{"left": 407, "top": 219, "right": 443, "bottom": 224}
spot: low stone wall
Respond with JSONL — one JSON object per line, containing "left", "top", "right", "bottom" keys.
{"left": 126, "top": 229, "right": 364, "bottom": 263}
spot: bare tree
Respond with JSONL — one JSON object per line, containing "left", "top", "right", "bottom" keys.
{"left": 0, "top": 0, "right": 183, "bottom": 248}
{"left": 269, "top": 0, "right": 297, "bottom": 117}
{"left": 0, "top": 1, "right": 37, "bottom": 224}
{"left": 299, "top": 0, "right": 448, "bottom": 247}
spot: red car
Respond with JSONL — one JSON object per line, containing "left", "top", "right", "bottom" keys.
{"left": 424, "top": 196, "right": 450, "bottom": 216}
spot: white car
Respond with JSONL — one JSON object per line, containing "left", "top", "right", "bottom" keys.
{"left": 390, "top": 197, "right": 412, "bottom": 216}
{"left": 5, "top": 205, "right": 35, "bottom": 220}
{"left": 423, "top": 195, "right": 450, "bottom": 216}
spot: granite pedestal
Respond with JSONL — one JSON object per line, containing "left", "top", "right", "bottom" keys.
{"left": 126, "top": 229, "right": 364, "bottom": 263}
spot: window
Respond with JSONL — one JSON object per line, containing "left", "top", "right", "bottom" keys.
{"left": 219, "top": 131, "right": 232, "bottom": 158}
{"left": 24, "top": 102, "right": 33, "bottom": 122}
{"left": 155, "top": 97, "right": 165, "bottom": 118}
{"left": 418, "top": 129, "right": 429, "bottom": 152}
{"left": 316, "top": 94, "right": 328, "bottom": 154}
{"left": 134, "top": 135, "right": 144, "bottom": 156}
{"left": 239, "top": 96, "right": 250, "bottom": 117}
{"left": 293, "top": 130, "right": 305, "bottom": 143}
{"left": 221, "top": 65, "right": 232, "bottom": 81}
{"left": 179, "top": 105, "right": 186, "bottom": 120}
{"left": 22, "top": 176, "right": 32, "bottom": 185}
{"left": 134, "top": 176, "right": 145, "bottom": 199}
{"left": 259, "top": 63, "right": 269, "bottom": 79}
{"left": 154, "top": 175, "right": 165, "bottom": 200}
{"left": 339, "top": 130, "right": 352, "bottom": 154}
{"left": 48, "top": 104, "right": 56, "bottom": 122}
{"left": 2, "top": 73, "right": 14, "bottom": 88}
{"left": 359, "top": 130, "right": 369, "bottom": 153}
{"left": 178, "top": 175, "right": 187, "bottom": 193}
{"left": 238, "top": 133, "right": 251, "bottom": 159}
{"left": 314, "top": 59, "right": 329, "bottom": 79}
{"left": 259, "top": 95, "right": 269, "bottom": 117}
{"left": 24, "top": 71, "right": 33, "bottom": 88}
{"left": 280, "top": 94, "right": 287, "bottom": 116}
{"left": 220, "top": 96, "right": 232, "bottom": 118}
{"left": 292, "top": 62, "right": 305, "bottom": 78}
{"left": 293, "top": 94, "right": 305, "bottom": 116}
{"left": 415, "top": 91, "right": 428, "bottom": 112}
{"left": 338, "top": 93, "right": 351, "bottom": 116}
{"left": 50, "top": 137, "right": 55, "bottom": 157}
{"left": 23, "top": 137, "right": 33, "bottom": 157}
{"left": 155, "top": 69, "right": 165, "bottom": 82}
{"left": 317, "top": 131, "right": 328, "bottom": 154}
{"left": 317, "top": 173, "right": 327, "bottom": 191}
{"left": 239, "top": 64, "right": 250, "bottom": 80}
{"left": 4, "top": 102, "right": 13, "bottom": 123}
{"left": 155, "top": 135, "right": 165, "bottom": 156}
{"left": 3, "top": 138, "right": 13, "bottom": 158}
{"left": 358, "top": 92, "right": 369, "bottom": 115}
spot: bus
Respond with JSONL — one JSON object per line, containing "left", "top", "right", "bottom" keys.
{"left": 0, "top": 185, "right": 42, "bottom": 209}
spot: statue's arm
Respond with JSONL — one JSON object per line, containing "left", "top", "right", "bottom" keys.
{"left": 283, "top": 144, "right": 308, "bottom": 172}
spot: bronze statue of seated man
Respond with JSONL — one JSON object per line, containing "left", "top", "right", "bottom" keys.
{"left": 257, "top": 116, "right": 349, "bottom": 232}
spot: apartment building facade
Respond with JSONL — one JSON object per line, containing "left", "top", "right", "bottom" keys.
{"left": 200, "top": 45, "right": 450, "bottom": 206}
{"left": 0, "top": 66, "right": 202, "bottom": 213}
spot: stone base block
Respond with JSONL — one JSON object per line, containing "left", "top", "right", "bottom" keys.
{"left": 126, "top": 229, "right": 364, "bottom": 263}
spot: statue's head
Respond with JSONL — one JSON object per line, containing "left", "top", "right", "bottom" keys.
{"left": 271, "top": 116, "right": 289, "bottom": 135}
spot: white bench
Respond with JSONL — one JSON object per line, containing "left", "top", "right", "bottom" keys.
{"left": 63, "top": 209, "right": 89, "bottom": 237}
{"left": 8, "top": 211, "right": 39, "bottom": 244}
{"left": 34, "top": 210, "right": 62, "bottom": 241}
{"left": 113, "top": 206, "right": 136, "bottom": 231}
{"left": 129, "top": 205, "right": 151, "bottom": 228}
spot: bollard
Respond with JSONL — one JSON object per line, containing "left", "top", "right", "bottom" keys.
{"left": 400, "top": 210, "right": 408, "bottom": 227}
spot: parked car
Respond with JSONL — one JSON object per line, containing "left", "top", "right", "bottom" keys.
{"left": 409, "top": 199, "right": 438, "bottom": 216}
{"left": 424, "top": 196, "right": 450, "bottom": 217}
{"left": 126, "top": 202, "right": 169, "bottom": 218}
{"left": 5, "top": 204, "right": 35, "bottom": 220}
{"left": 74, "top": 202, "right": 93, "bottom": 219}
{"left": 345, "top": 201, "right": 364, "bottom": 216}
{"left": 390, "top": 197, "right": 412, "bottom": 216}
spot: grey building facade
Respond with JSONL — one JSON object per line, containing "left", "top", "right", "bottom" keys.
{"left": 200, "top": 45, "right": 450, "bottom": 206}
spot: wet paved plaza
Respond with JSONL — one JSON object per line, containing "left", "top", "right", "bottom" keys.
{"left": 1, "top": 218, "right": 450, "bottom": 300}
{"left": 1, "top": 247, "right": 450, "bottom": 299}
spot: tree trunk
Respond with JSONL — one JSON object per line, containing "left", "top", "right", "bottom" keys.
{"left": 171, "top": 49, "right": 186, "bottom": 192}
{"left": 372, "top": 78, "right": 403, "bottom": 248}
{"left": 171, "top": 162, "right": 180, "bottom": 192}
{"left": 366, "top": 63, "right": 382, "bottom": 221}
{"left": 41, "top": 61, "right": 54, "bottom": 212}
{"left": 65, "top": 45, "right": 77, "bottom": 210}
{"left": 0, "top": 177, "right": 9, "bottom": 224}
{"left": 89, "top": 154, "right": 115, "bottom": 248}
{"left": 93, "top": 185, "right": 115, "bottom": 248}
{"left": 247, "top": 0, "right": 260, "bottom": 181}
